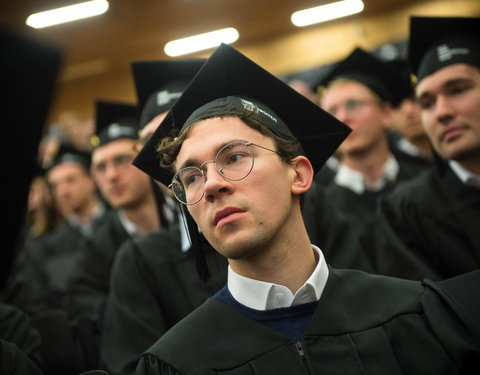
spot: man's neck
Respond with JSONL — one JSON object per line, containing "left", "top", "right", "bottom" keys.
{"left": 70, "top": 196, "right": 101, "bottom": 225}
{"left": 409, "top": 134, "right": 433, "bottom": 158}
{"left": 229, "top": 209, "right": 315, "bottom": 295}
{"left": 455, "top": 156, "right": 480, "bottom": 176}
{"left": 120, "top": 196, "right": 160, "bottom": 235}
{"left": 341, "top": 140, "right": 390, "bottom": 186}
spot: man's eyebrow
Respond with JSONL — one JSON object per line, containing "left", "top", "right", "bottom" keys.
{"left": 176, "top": 139, "right": 247, "bottom": 171}
{"left": 418, "top": 77, "right": 473, "bottom": 100}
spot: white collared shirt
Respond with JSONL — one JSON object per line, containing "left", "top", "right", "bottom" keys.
{"left": 227, "top": 245, "right": 329, "bottom": 311}
{"left": 335, "top": 154, "right": 399, "bottom": 195}
{"left": 449, "top": 160, "right": 480, "bottom": 189}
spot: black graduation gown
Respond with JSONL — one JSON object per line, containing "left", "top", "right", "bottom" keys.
{"left": 136, "top": 268, "right": 480, "bottom": 374}
{"left": 67, "top": 209, "right": 130, "bottom": 322}
{"left": 375, "top": 165, "right": 480, "bottom": 281}
{"left": 302, "top": 181, "right": 374, "bottom": 272}
{"left": 100, "top": 226, "right": 227, "bottom": 375}
{"left": 316, "top": 153, "right": 432, "bottom": 263}
{"left": 0, "top": 303, "right": 44, "bottom": 371}
{"left": 0, "top": 339, "right": 44, "bottom": 375}
{"left": 388, "top": 130, "right": 434, "bottom": 173}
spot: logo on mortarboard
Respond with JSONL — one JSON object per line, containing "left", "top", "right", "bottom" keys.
{"left": 240, "top": 99, "right": 278, "bottom": 123}
{"left": 156, "top": 90, "right": 182, "bottom": 107}
{"left": 107, "top": 123, "right": 136, "bottom": 138}
{"left": 437, "top": 44, "right": 470, "bottom": 62}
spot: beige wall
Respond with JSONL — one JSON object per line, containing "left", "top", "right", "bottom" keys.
{"left": 47, "top": 0, "right": 480, "bottom": 126}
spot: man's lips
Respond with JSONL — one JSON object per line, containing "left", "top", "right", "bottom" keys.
{"left": 110, "top": 185, "right": 126, "bottom": 195}
{"left": 214, "top": 207, "right": 246, "bottom": 227}
{"left": 442, "top": 126, "right": 465, "bottom": 142}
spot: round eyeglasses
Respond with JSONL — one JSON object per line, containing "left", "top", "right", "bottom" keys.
{"left": 169, "top": 141, "right": 279, "bottom": 205}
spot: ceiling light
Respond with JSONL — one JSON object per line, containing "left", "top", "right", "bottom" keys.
{"left": 164, "top": 27, "right": 239, "bottom": 57}
{"left": 291, "top": 0, "right": 364, "bottom": 27}
{"left": 26, "top": 0, "right": 109, "bottom": 29}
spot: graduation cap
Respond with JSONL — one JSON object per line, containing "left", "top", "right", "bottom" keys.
{"left": 383, "top": 59, "right": 416, "bottom": 107}
{"left": 131, "top": 59, "right": 205, "bottom": 128}
{"left": 408, "top": 16, "right": 480, "bottom": 82}
{"left": 316, "top": 47, "right": 400, "bottom": 104}
{"left": 92, "top": 100, "right": 139, "bottom": 148}
{"left": 47, "top": 144, "right": 91, "bottom": 171}
{"left": 134, "top": 43, "right": 351, "bottom": 188}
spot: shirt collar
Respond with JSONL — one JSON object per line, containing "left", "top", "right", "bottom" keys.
{"left": 449, "top": 160, "right": 480, "bottom": 189}
{"left": 397, "top": 137, "right": 431, "bottom": 160}
{"left": 227, "top": 245, "right": 329, "bottom": 311}
{"left": 117, "top": 210, "right": 142, "bottom": 237}
{"left": 67, "top": 202, "right": 106, "bottom": 236}
{"left": 335, "top": 154, "right": 399, "bottom": 194}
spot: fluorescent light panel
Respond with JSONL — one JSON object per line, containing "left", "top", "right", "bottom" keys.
{"left": 164, "top": 27, "right": 239, "bottom": 57}
{"left": 26, "top": 0, "right": 109, "bottom": 29}
{"left": 291, "top": 0, "right": 364, "bottom": 27}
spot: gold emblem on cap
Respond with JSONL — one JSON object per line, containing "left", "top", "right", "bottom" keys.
{"left": 316, "top": 85, "right": 327, "bottom": 97}
{"left": 90, "top": 134, "right": 100, "bottom": 148}
{"left": 409, "top": 73, "right": 418, "bottom": 88}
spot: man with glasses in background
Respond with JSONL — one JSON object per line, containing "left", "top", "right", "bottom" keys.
{"left": 315, "top": 47, "right": 428, "bottom": 258}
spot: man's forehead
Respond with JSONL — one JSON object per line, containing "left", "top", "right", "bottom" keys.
{"left": 324, "top": 80, "right": 377, "bottom": 102}
{"left": 416, "top": 63, "right": 478, "bottom": 96}
{"left": 48, "top": 162, "right": 86, "bottom": 179}
{"left": 175, "top": 117, "right": 266, "bottom": 162}
{"left": 92, "top": 138, "right": 136, "bottom": 161}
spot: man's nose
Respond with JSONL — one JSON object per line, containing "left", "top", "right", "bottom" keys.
{"left": 435, "top": 95, "right": 455, "bottom": 125}
{"left": 203, "top": 162, "right": 231, "bottom": 201}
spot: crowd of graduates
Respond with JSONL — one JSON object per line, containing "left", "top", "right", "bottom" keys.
{"left": 1, "top": 14, "right": 479, "bottom": 375}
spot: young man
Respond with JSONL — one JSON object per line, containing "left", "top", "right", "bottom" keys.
{"left": 67, "top": 100, "right": 172, "bottom": 324}
{"left": 133, "top": 44, "right": 479, "bottom": 374}
{"left": 315, "top": 48, "right": 427, "bottom": 254}
{"left": 23, "top": 145, "right": 108, "bottom": 311}
{"left": 375, "top": 16, "right": 480, "bottom": 281}
{"left": 386, "top": 59, "right": 434, "bottom": 164}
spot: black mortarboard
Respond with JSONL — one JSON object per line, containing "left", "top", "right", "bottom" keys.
{"left": 383, "top": 59, "right": 416, "bottom": 107}
{"left": 134, "top": 43, "right": 351, "bottom": 187}
{"left": 132, "top": 59, "right": 205, "bottom": 128}
{"left": 2, "top": 26, "right": 62, "bottom": 287}
{"left": 408, "top": 16, "right": 480, "bottom": 82}
{"left": 316, "top": 47, "right": 399, "bottom": 103}
{"left": 48, "top": 144, "right": 91, "bottom": 171}
{"left": 92, "top": 100, "right": 139, "bottom": 147}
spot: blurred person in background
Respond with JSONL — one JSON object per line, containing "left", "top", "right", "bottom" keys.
{"left": 375, "top": 16, "right": 480, "bottom": 281}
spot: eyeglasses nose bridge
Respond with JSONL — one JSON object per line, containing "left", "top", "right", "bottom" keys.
{"left": 198, "top": 159, "right": 220, "bottom": 179}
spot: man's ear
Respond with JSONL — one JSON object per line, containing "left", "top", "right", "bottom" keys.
{"left": 291, "top": 156, "right": 313, "bottom": 196}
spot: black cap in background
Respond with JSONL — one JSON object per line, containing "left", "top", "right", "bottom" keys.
{"left": 383, "top": 58, "right": 416, "bottom": 107}
{"left": 131, "top": 59, "right": 205, "bottom": 128}
{"left": 408, "top": 16, "right": 480, "bottom": 82}
{"left": 316, "top": 47, "right": 401, "bottom": 104}
{"left": 1, "top": 26, "right": 62, "bottom": 287}
{"left": 47, "top": 143, "right": 91, "bottom": 171}
{"left": 92, "top": 100, "right": 139, "bottom": 148}
{"left": 134, "top": 43, "right": 351, "bottom": 187}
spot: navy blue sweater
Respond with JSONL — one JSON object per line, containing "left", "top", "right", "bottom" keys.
{"left": 214, "top": 286, "right": 318, "bottom": 342}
